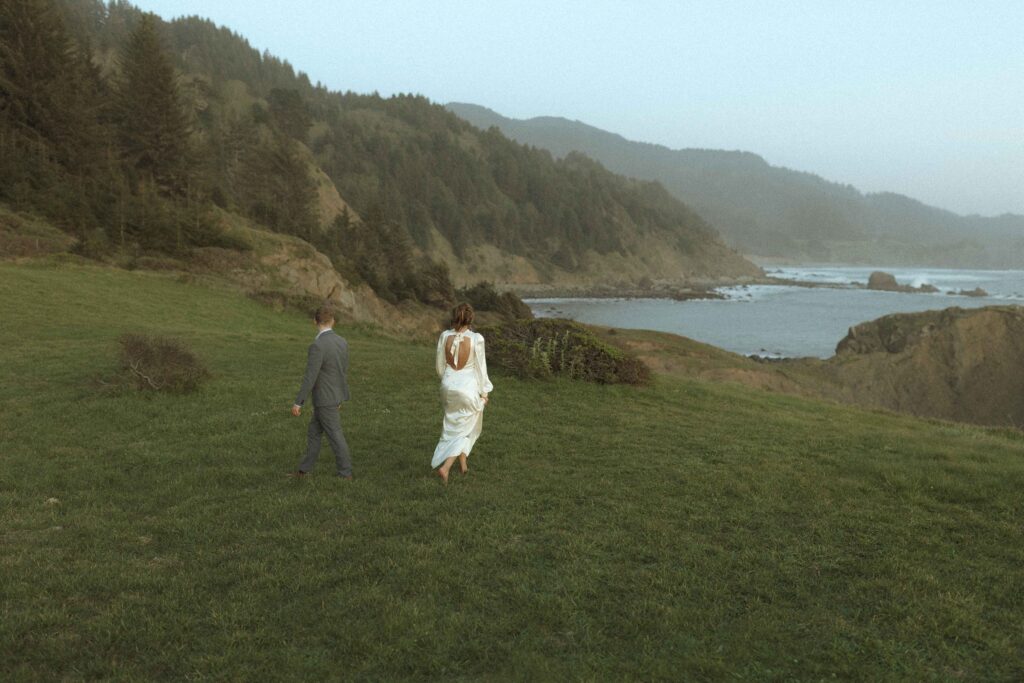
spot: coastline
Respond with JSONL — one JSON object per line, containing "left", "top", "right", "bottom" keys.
{"left": 518, "top": 265, "right": 1015, "bottom": 361}
{"left": 504, "top": 275, "right": 858, "bottom": 302}
{"left": 503, "top": 275, "right": 772, "bottom": 302}
{"left": 506, "top": 268, "right": 990, "bottom": 302}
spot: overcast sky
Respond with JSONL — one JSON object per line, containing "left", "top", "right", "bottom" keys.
{"left": 132, "top": 0, "right": 1024, "bottom": 216}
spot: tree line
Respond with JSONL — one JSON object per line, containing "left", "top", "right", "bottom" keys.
{"left": 3, "top": 1, "right": 215, "bottom": 254}
{"left": 2, "top": 0, "right": 723, "bottom": 306}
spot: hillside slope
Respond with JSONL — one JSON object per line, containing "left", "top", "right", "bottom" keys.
{"left": 19, "top": 0, "right": 759, "bottom": 290}
{"left": 447, "top": 102, "right": 1024, "bottom": 267}
{"left": 2, "top": 262, "right": 1023, "bottom": 679}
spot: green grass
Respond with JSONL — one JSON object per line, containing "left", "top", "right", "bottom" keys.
{"left": 2, "top": 262, "right": 1023, "bottom": 681}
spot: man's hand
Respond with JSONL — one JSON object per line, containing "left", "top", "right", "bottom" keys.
{"left": 291, "top": 404, "right": 302, "bottom": 417}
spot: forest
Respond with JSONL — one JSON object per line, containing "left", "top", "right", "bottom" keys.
{"left": 1, "top": 0, "right": 738, "bottom": 305}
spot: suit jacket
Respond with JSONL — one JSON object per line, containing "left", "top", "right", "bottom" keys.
{"left": 295, "top": 329, "right": 350, "bottom": 407}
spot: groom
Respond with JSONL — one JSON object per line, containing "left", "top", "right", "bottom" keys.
{"left": 289, "top": 306, "right": 352, "bottom": 479}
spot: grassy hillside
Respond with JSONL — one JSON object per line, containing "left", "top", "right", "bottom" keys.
{"left": 2, "top": 263, "right": 1023, "bottom": 680}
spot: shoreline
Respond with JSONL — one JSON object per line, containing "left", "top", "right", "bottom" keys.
{"left": 509, "top": 271, "right": 990, "bottom": 302}
{"left": 507, "top": 276, "right": 858, "bottom": 302}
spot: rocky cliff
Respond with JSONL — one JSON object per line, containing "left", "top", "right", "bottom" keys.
{"left": 822, "top": 306, "right": 1024, "bottom": 427}
{"left": 599, "top": 305, "right": 1024, "bottom": 429}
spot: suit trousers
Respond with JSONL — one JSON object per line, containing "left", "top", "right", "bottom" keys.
{"left": 299, "top": 405, "right": 352, "bottom": 476}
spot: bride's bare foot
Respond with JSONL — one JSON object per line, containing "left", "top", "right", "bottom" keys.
{"left": 458, "top": 453, "right": 468, "bottom": 474}
{"left": 437, "top": 456, "right": 458, "bottom": 484}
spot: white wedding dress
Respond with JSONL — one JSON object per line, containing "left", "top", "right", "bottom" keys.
{"left": 431, "top": 329, "right": 494, "bottom": 468}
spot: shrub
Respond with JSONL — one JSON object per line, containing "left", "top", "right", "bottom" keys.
{"left": 479, "top": 318, "right": 650, "bottom": 385}
{"left": 117, "top": 334, "right": 210, "bottom": 393}
{"left": 457, "top": 281, "right": 534, "bottom": 320}
{"left": 496, "top": 291, "right": 534, "bottom": 320}
{"left": 133, "top": 255, "right": 186, "bottom": 271}
{"left": 248, "top": 290, "right": 324, "bottom": 315}
{"left": 458, "top": 281, "right": 502, "bottom": 310}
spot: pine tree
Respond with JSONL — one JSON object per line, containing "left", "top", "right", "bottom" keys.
{"left": 0, "top": 0, "right": 62, "bottom": 207}
{"left": 115, "top": 13, "right": 190, "bottom": 194}
{"left": 0, "top": 0, "right": 112, "bottom": 237}
{"left": 0, "top": 0, "right": 81, "bottom": 156}
{"left": 267, "top": 88, "right": 311, "bottom": 141}
{"left": 235, "top": 132, "right": 318, "bottom": 241}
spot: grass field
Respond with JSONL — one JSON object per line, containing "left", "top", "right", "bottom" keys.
{"left": 2, "top": 261, "right": 1023, "bottom": 680}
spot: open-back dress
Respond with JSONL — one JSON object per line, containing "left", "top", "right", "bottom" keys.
{"left": 432, "top": 329, "right": 494, "bottom": 469}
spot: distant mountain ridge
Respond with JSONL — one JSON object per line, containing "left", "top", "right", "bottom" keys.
{"left": 447, "top": 102, "right": 1024, "bottom": 268}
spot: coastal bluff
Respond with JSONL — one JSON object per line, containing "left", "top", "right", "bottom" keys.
{"left": 825, "top": 306, "right": 1024, "bottom": 427}
{"left": 603, "top": 305, "right": 1024, "bottom": 429}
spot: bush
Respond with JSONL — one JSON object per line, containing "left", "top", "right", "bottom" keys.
{"left": 479, "top": 318, "right": 650, "bottom": 385}
{"left": 132, "top": 255, "right": 186, "bottom": 271}
{"left": 248, "top": 290, "right": 324, "bottom": 315}
{"left": 117, "top": 334, "right": 210, "bottom": 393}
{"left": 457, "top": 281, "right": 534, "bottom": 320}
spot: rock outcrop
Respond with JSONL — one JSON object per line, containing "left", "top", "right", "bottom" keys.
{"left": 606, "top": 305, "right": 1024, "bottom": 430}
{"left": 867, "top": 271, "right": 938, "bottom": 293}
{"left": 824, "top": 306, "right": 1024, "bottom": 427}
{"left": 950, "top": 287, "right": 988, "bottom": 297}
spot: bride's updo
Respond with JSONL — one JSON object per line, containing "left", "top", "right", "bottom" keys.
{"left": 450, "top": 302, "right": 475, "bottom": 330}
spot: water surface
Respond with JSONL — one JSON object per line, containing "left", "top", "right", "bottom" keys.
{"left": 528, "top": 266, "right": 1024, "bottom": 358}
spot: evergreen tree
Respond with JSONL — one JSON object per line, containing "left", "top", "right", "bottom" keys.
{"left": 0, "top": 0, "right": 112, "bottom": 236}
{"left": 235, "top": 132, "right": 318, "bottom": 241}
{"left": 115, "top": 13, "right": 190, "bottom": 194}
{"left": 0, "top": 0, "right": 82, "bottom": 159}
{"left": 267, "top": 88, "right": 311, "bottom": 141}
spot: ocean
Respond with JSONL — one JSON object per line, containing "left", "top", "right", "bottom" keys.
{"left": 527, "top": 266, "right": 1024, "bottom": 358}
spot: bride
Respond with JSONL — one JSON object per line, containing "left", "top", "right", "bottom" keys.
{"left": 432, "top": 303, "right": 493, "bottom": 483}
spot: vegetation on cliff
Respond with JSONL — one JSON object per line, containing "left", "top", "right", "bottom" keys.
{"left": 1, "top": 0, "right": 757, "bottom": 302}
{"left": 481, "top": 318, "right": 650, "bottom": 384}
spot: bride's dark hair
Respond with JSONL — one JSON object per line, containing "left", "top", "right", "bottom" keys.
{"left": 450, "top": 302, "right": 475, "bottom": 330}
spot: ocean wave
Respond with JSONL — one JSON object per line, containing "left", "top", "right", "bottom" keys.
{"left": 769, "top": 268, "right": 857, "bottom": 285}
{"left": 777, "top": 266, "right": 1024, "bottom": 297}
{"left": 717, "top": 284, "right": 803, "bottom": 302}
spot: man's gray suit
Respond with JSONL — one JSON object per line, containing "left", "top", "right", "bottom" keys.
{"left": 295, "top": 329, "right": 352, "bottom": 476}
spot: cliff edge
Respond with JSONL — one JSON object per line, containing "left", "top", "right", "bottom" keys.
{"left": 823, "top": 306, "right": 1024, "bottom": 427}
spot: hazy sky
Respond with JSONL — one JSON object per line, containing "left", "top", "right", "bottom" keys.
{"left": 132, "top": 0, "right": 1024, "bottom": 216}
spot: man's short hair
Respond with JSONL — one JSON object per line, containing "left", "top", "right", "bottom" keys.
{"left": 314, "top": 306, "right": 335, "bottom": 325}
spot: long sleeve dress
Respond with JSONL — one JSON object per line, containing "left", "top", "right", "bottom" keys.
{"left": 431, "top": 329, "right": 494, "bottom": 468}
